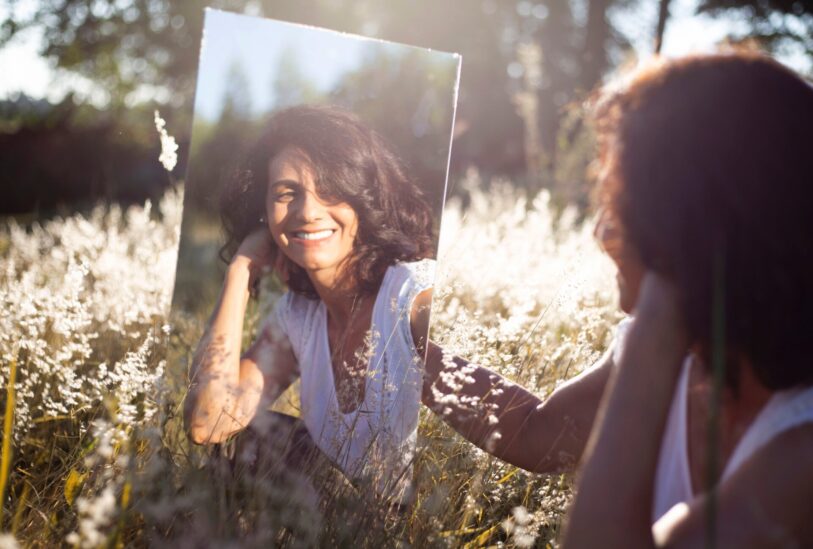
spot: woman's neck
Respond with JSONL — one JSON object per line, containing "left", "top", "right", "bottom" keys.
{"left": 307, "top": 267, "right": 362, "bottom": 325}
{"left": 688, "top": 348, "right": 774, "bottom": 412}
{"left": 723, "top": 358, "right": 774, "bottom": 424}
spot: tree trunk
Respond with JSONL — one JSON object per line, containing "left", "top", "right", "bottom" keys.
{"left": 581, "top": 0, "right": 612, "bottom": 91}
{"left": 654, "top": 0, "right": 672, "bottom": 54}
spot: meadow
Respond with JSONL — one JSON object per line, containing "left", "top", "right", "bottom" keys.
{"left": 0, "top": 171, "right": 622, "bottom": 547}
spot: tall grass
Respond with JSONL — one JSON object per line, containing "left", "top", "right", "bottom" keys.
{"left": 0, "top": 174, "right": 620, "bottom": 547}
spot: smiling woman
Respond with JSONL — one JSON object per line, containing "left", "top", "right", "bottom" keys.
{"left": 184, "top": 104, "right": 439, "bottom": 503}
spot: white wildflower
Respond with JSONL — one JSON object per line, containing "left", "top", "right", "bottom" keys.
{"left": 485, "top": 430, "right": 502, "bottom": 453}
{"left": 501, "top": 506, "right": 538, "bottom": 548}
{"left": 513, "top": 505, "right": 531, "bottom": 525}
{"left": 68, "top": 486, "right": 118, "bottom": 549}
{"left": 0, "top": 533, "right": 20, "bottom": 549}
{"left": 514, "top": 531, "right": 537, "bottom": 548}
{"left": 0, "top": 187, "right": 180, "bottom": 440}
{"left": 154, "top": 110, "right": 179, "bottom": 172}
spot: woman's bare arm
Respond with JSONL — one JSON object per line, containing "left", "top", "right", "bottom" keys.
{"left": 184, "top": 231, "right": 298, "bottom": 445}
{"left": 656, "top": 424, "right": 813, "bottom": 548}
{"left": 412, "top": 289, "right": 613, "bottom": 474}
{"left": 562, "top": 273, "right": 688, "bottom": 548}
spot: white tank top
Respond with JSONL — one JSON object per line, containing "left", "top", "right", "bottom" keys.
{"left": 611, "top": 319, "right": 813, "bottom": 526}
{"left": 265, "top": 259, "right": 434, "bottom": 501}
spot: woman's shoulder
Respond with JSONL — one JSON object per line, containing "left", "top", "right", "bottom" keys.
{"left": 656, "top": 422, "right": 813, "bottom": 547}
{"left": 377, "top": 259, "right": 435, "bottom": 314}
{"left": 372, "top": 259, "right": 435, "bottom": 343}
{"left": 383, "top": 258, "right": 436, "bottom": 292}
{"left": 264, "top": 290, "right": 322, "bottom": 340}
{"left": 268, "top": 290, "right": 317, "bottom": 315}
{"left": 724, "top": 380, "right": 813, "bottom": 478}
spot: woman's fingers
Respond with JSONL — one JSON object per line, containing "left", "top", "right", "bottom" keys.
{"left": 635, "top": 272, "right": 682, "bottom": 321}
{"left": 236, "top": 229, "right": 274, "bottom": 262}
{"left": 233, "top": 229, "right": 275, "bottom": 284}
{"left": 629, "top": 271, "right": 690, "bottom": 365}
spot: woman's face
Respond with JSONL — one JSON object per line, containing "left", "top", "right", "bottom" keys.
{"left": 594, "top": 208, "right": 645, "bottom": 314}
{"left": 266, "top": 147, "right": 359, "bottom": 279}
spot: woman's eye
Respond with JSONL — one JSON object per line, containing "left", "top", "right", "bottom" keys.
{"left": 274, "top": 191, "right": 296, "bottom": 202}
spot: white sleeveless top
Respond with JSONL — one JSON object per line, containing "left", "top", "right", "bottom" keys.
{"left": 611, "top": 319, "right": 813, "bottom": 528}
{"left": 266, "top": 259, "right": 434, "bottom": 501}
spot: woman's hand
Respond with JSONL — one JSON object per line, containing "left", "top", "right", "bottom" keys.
{"left": 631, "top": 271, "right": 689, "bottom": 368}
{"left": 184, "top": 228, "right": 277, "bottom": 444}
{"left": 232, "top": 229, "right": 275, "bottom": 288}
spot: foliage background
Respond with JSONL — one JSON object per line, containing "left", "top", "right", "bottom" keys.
{"left": 2, "top": 0, "right": 812, "bottom": 546}
{"left": 4, "top": 0, "right": 810, "bottom": 217}
{"left": 0, "top": 178, "right": 624, "bottom": 547}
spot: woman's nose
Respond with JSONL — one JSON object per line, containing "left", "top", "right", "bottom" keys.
{"left": 295, "top": 189, "right": 326, "bottom": 223}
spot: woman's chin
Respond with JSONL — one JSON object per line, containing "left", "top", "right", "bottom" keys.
{"left": 618, "top": 295, "right": 635, "bottom": 315}
{"left": 294, "top": 257, "right": 327, "bottom": 273}
{"left": 289, "top": 253, "right": 340, "bottom": 276}
{"left": 280, "top": 245, "right": 320, "bottom": 265}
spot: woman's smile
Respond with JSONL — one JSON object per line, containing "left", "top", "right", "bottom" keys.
{"left": 288, "top": 228, "right": 338, "bottom": 246}
{"left": 292, "top": 229, "right": 335, "bottom": 241}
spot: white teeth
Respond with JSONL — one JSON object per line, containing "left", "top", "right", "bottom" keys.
{"left": 294, "top": 229, "right": 334, "bottom": 240}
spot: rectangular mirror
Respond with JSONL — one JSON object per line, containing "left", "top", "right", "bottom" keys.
{"left": 170, "top": 8, "right": 460, "bottom": 505}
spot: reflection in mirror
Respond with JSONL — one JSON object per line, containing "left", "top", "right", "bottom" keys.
{"left": 169, "top": 8, "right": 461, "bottom": 533}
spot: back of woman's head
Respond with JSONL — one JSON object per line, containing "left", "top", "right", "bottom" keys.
{"left": 594, "top": 52, "right": 813, "bottom": 389}
{"left": 220, "top": 104, "right": 435, "bottom": 297}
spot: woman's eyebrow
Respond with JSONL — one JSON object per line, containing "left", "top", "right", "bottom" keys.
{"left": 269, "top": 179, "right": 300, "bottom": 190}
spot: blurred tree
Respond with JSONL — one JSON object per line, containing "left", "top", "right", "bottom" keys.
{"left": 0, "top": 94, "right": 170, "bottom": 214}
{"left": 0, "top": 0, "right": 357, "bottom": 109}
{"left": 185, "top": 59, "right": 260, "bottom": 213}
{"left": 220, "top": 58, "right": 253, "bottom": 120}
{"left": 655, "top": 0, "right": 673, "bottom": 54}
{"left": 1, "top": 0, "right": 655, "bottom": 210}
{"left": 271, "top": 47, "right": 323, "bottom": 109}
{"left": 355, "top": 0, "right": 639, "bottom": 186}
{"left": 0, "top": 1, "right": 634, "bottom": 171}
{"left": 1, "top": 0, "right": 205, "bottom": 107}
{"left": 696, "top": 0, "right": 813, "bottom": 63}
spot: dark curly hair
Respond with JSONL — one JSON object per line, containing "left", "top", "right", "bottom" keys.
{"left": 593, "top": 52, "right": 813, "bottom": 390}
{"left": 219, "top": 104, "right": 436, "bottom": 298}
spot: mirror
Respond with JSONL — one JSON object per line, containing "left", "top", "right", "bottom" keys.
{"left": 170, "top": 8, "right": 460, "bottom": 503}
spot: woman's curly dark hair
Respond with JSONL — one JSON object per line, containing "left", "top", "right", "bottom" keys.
{"left": 219, "top": 104, "right": 436, "bottom": 298}
{"left": 592, "top": 52, "right": 813, "bottom": 390}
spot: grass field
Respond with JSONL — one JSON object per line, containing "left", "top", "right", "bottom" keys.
{"left": 0, "top": 175, "right": 621, "bottom": 548}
